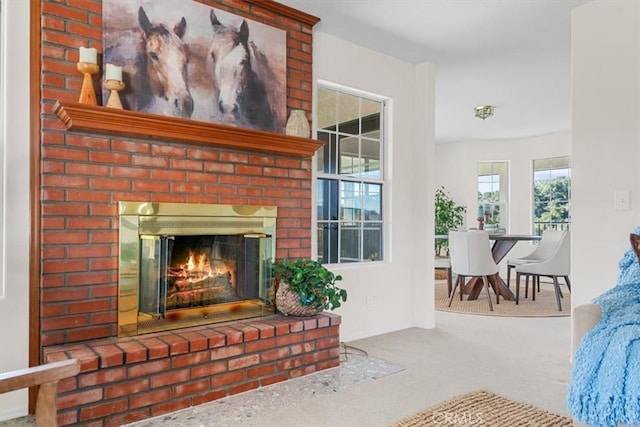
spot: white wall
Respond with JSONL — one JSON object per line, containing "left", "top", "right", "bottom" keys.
{"left": 423, "top": 0, "right": 640, "bottom": 356}
{"left": 313, "top": 33, "right": 437, "bottom": 341}
{"left": 0, "top": 0, "right": 31, "bottom": 420}
{"left": 571, "top": 0, "right": 640, "bottom": 311}
{"left": 435, "top": 131, "right": 571, "bottom": 266}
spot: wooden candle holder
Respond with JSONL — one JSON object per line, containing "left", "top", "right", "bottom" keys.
{"left": 77, "top": 62, "right": 99, "bottom": 105}
{"left": 104, "top": 79, "right": 125, "bottom": 109}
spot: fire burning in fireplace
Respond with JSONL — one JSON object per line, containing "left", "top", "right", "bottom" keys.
{"left": 168, "top": 249, "right": 233, "bottom": 306}
{"left": 118, "top": 202, "right": 277, "bottom": 337}
{"left": 164, "top": 239, "right": 238, "bottom": 310}
{"left": 175, "top": 251, "right": 218, "bottom": 283}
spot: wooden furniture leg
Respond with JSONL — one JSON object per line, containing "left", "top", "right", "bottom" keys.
{"left": 564, "top": 275, "right": 572, "bottom": 291}
{"left": 552, "top": 276, "right": 563, "bottom": 311}
{"left": 0, "top": 359, "right": 80, "bottom": 427}
{"left": 467, "top": 274, "right": 515, "bottom": 302}
{"left": 448, "top": 274, "right": 467, "bottom": 307}
{"left": 630, "top": 233, "right": 640, "bottom": 263}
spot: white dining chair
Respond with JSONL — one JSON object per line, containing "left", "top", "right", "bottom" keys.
{"left": 506, "top": 229, "right": 566, "bottom": 297}
{"left": 448, "top": 230, "right": 499, "bottom": 311}
{"left": 515, "top": 231, "right": 571, "bottom": 311}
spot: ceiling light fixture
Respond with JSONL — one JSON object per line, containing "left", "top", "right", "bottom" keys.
{"left": 474, "top": 105, "right": 494, "bottom": 120}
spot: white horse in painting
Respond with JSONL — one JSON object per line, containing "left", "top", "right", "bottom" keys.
{"left": 209, "top": 10, "right": 285, "bottom": 132}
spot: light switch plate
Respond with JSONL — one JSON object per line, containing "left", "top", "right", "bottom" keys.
{"left": 614, "top": 190, "right": 631, "bottom": 211}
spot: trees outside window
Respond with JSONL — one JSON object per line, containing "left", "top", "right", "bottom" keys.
{"left": 477, "top": 161, "right": 509, "bottom": 230}
{"left": 533, "top": 156, "right": 571, "bottom": 235}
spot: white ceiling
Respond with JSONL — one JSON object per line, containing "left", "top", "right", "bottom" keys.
{"left": 277, "top": 0, "right": 591, "bottom": 144}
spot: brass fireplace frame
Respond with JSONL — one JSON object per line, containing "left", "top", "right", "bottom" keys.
{"left": 118, "top": 201, "right": 277, "bottom": 337}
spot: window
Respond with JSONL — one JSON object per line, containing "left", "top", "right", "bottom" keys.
{"left": 477, "top": 162, "right": 509, "bottom": 230}
{"left": 533, "top": 156, "right": 571, "bottom": 235}
{"left": 316, "top": 84, "right": 385, "bottom": 263}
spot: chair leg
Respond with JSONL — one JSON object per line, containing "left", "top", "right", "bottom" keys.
{"left": 524, "top": 275, "right": 529, "bottom": 298}
{"left": 506, "top": 265, "right": 512, "bottom": 288}
{"left": 552, "top": 276, "right": 562, "bottom": 311}
{"left": 494, "top": 274, "right": 500, "bottom": 304}
{"left": 458, "top": 275, "right": 466, "bottom": 301}
{"left": 447, "top": 275, "right": 459, "bottom": 308}
{"left": 554, "top": 276, "right": 564, "bottom": 298}
{"left": 564, "top": 276, "right": 571, "bottom": 292}
{"left": 445, "top": 267, "right": 453, "bottom": 297}
{"left": 482, "top": 276, "right": 494, "bottom": 311}
{"left": 515, "top": 272, "right": 521, "bottom": 304}
{"left": 451, "top": 272, "right": 458, "bottom": 296}
{"left": 531, "top": 276, "right": 537, "bottom": 301}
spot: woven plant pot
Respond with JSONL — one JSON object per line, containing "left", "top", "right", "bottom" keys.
{"left": 275, "top": 280, "right": 322, "bottom": 316}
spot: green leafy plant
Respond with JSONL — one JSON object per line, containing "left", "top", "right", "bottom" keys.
{"left": 272, "top": 258, "right": 347, "bottom": 311}
{"left": 435, "top": 186, "right": 466, "bottom": 256}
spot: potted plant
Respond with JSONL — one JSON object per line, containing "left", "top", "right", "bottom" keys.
{"left": 434, "top": 186, "right": 466, "bottom": 256}
{"left": 272, "top": 258, "right": 347, "bottom": 316}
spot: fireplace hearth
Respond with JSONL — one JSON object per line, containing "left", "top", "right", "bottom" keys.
{"left": 118, "top": 201, "right": 277, "bottom": 337}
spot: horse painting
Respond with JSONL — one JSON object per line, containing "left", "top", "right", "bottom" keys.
{"left": 209, "top": 10, "right": 285, "bottom": 132}
{"left": 103, "top": 1, "right": 286, "bottom": 131}
{"left": 134, "top": 7, "right": 194, "bottom": 118}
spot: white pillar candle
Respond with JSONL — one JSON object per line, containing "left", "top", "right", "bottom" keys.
{"left": 105, "top": 64, "right": 122, "bottom": 82}
{"left": 79, "top": 47, "right": 97, "bottom": 64}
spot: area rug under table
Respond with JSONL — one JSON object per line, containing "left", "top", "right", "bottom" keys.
{"left": 390, "top": 390, "right": 572, "bottom": 427}
{"left": 435, "top": 280, "right": 571, "bottom": 317}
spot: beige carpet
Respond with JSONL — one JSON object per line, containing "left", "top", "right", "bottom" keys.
{"left": 390, "top": 390, "right": 572, "bottom": 427}
{"left": 435, "top": 279, "right": 571, "bottom": 317}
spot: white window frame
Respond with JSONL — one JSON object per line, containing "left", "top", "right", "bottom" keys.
{"left": 314, "top": 81, "right": 386, "bottom": 264}
{"left": 532, "top": 156, "right": 571, "bottom": 235}
{"left": 477, "top": 161, "right": 509, "bottom": 231}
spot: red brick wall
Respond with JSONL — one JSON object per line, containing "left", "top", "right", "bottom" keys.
{"left": 40, "top": 0, "right": 316, "bottom": 347}
{"left": 44, "top": 314, "right": 341, "bottom": 426}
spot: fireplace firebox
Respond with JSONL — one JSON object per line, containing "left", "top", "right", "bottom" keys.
{"left": 118, "top": 201, "right": 276, "bottom": 337}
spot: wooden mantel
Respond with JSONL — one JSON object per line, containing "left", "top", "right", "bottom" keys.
{"left": 54, "top": 101, "right": 324, "bottom": 158}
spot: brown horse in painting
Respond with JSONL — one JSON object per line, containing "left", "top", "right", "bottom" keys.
{"left": 135, "top": 6, "right": 194, "bottom": 118}
{"left": 209, "top": 10, "right": 283, "bottom": 132}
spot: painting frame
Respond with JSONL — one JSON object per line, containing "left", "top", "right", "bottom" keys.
{"left": 103, "top": 0, "right": 287, "bottom": 133}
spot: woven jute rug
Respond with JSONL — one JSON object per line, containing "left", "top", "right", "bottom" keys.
{"left": 435, "top": 280, "right": 571, "bottom": 317}
{"left": 390, "top": 390, "right": 572, "bottom": 427}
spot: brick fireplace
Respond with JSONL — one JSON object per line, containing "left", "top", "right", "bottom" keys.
{"left": 34, "top": 1, "right": 340, "bottom": 425}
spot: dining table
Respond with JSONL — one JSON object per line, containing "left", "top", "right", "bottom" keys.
{"left": 437, "top": 232, "right": 541, "bottom": 302}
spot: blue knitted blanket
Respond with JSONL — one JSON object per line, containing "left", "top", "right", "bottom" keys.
{"left": 567, "top": 229, "right": 640, "bottom": 426}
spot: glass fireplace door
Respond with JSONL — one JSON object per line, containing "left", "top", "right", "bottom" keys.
{"left": 139, "top": 235, "right": 170, "bottom": 319}
{"left": 118, "top": 201, "right": 277, "bottom": 336}
{"left": 137, "top": 233, "right": 273, "bottom": 326}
